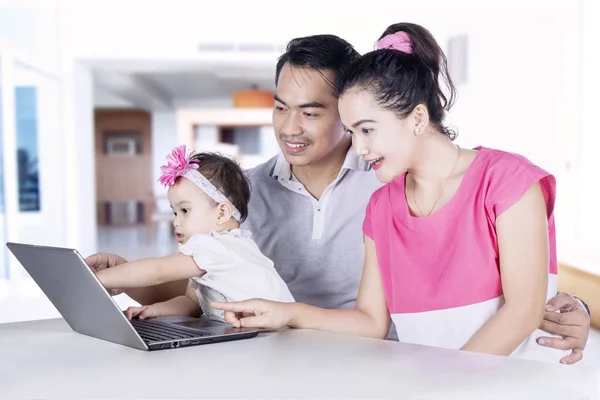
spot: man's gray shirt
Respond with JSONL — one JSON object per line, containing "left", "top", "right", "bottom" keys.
{"left": 242, "top": 149, "right": 382, "bottom": 310}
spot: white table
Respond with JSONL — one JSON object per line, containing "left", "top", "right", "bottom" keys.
{"left": 0, "top": 318, "right": 598, "bottom": 399}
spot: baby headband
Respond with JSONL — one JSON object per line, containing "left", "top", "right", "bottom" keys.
{"left": 158, "top": 145, "right": 242, "bottom": 222}
{"left": 376, "top": 31, "right": 413, "bottom": 54}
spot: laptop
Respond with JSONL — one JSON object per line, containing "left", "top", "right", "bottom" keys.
{"left": 6, "top": 242, "right": 259, "bottom": 351}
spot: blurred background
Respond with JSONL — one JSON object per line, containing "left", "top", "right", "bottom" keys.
{"left": 0, "top": 0, "right": 598, "bottom": 358}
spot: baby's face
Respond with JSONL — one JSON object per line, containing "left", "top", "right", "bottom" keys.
{"left": 168, "top": 178, "right": 219, "bottom": 244}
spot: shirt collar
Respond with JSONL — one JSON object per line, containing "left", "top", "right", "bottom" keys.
{"left": 270, "top": 147, "right": 370, "bottom": 180}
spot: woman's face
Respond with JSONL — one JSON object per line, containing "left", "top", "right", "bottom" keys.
{"left": 338, "top": 89, "right": 422, "bottom": 183}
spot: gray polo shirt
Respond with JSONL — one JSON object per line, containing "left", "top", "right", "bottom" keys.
{"left": 242, "top": 148, "right": 383, "bottom": 310}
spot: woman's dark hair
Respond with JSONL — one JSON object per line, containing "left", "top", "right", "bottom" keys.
{"left": 337, "top": 23, "right": 457, "bottom": 140}
{"left": 187, "top": 152, "right": 250, "bottom": 223}
{"left": 275, "top": 34, "right": 361, "bottom": 96}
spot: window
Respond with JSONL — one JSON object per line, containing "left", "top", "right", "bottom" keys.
{"left": 0, "top": 57, "right": 7, "bottom": 280}
{"left": 0, "top": 59, "right": 4, "bottom": 215}
{"left": 219, "top": 126, "right": 261, "bottom": 155}
{"left": 14, "top": 86, "right": 40, "bottom": 211}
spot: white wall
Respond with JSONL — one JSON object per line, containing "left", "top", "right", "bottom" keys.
{"left": 151, "top": 111, "right": 177, "bottom": 213}
{"left": 575, "top": 0, "right": 600, "bottom": 263}
{"left": 57, "top": 0, "right": 571, "bottom": 60}
{"left": 435, "top": 6, "right": 580, "bottom": 252}
{"left": 0, "top": 2, "right": 60, "bottom": 71}
{"left": 62, "top": 61, "right": 96, "bottom": 257}
{"left": 409, "top": 6, "right": 577, "bottom": 177}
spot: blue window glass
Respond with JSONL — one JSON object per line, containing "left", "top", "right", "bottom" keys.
{"left": 0, "top": 61, "right": 7, "bottom": 279}
{"left": 0, "top": 76, "right": 4, "bottom": 214}
{"left": 15, "top": 86, "right": 40, "bottom": 211}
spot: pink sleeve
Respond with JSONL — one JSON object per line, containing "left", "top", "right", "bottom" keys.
{"left": 486, "top": 163, "right": 556, "bottom": 220}
{"left": 363, "top": 190, "right": 381, "bottom": 240}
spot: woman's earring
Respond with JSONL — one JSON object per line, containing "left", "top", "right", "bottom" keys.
{"left": 415, "top": 127, "right": 421, "bottom": 135}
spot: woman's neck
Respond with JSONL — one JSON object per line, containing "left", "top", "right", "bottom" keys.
{"left": 407, "top": 134, "right": 461, "bottom": 190}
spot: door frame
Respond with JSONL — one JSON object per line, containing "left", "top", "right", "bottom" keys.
{"left": 0, "top": 38, "right": 63, "bottom": 283}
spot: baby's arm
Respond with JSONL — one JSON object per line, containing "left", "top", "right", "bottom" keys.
{"left": 126, "top": 283, "right": 201, "bottom": 319}
{"left": 96, "top": 253, "right": 205, "bottom": 290}
{"left": 461, "top": 182, "right": 548, "bottom": 356}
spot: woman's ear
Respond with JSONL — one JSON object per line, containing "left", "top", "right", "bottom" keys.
{"left": 216, "top": 202, "right": 233, "bottom": 225}
{"left": 412, "top": 104, "right": 430, "bottom": 136}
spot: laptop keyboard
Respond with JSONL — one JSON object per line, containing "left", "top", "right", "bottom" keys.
{"left": 131, "top": 319, "right": 213, "bottom": 343}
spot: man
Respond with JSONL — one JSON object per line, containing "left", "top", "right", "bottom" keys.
{"left": 87, "top": 34, "right": 590, "bottom": 364}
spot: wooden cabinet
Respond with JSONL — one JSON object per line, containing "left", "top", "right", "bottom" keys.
{"left": 94, "top": 109, "right": 153, "bottom": 225}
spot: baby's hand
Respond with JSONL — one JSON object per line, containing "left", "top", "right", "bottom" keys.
{"left": 125, "top": 305, "right": 160, "bottom": 320}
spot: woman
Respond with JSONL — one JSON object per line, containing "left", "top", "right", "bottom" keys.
{"left": 214, "top": 22, "right": 568, "bottom": 363}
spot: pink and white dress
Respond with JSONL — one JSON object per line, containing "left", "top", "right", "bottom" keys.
{"left": 363, "top": 146, "right": 568, "bottom": 362}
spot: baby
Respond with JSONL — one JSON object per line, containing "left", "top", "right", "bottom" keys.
{"left": 96, "top": 145, "right": 295, "bottom": 321}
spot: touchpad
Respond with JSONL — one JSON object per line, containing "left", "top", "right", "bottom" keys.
{"left": 174, "top": 319, "right": 226, "bottom": 329}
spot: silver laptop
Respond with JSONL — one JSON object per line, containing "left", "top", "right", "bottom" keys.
{"left": 6, "top": 242, "right": 259, "bottom": 351}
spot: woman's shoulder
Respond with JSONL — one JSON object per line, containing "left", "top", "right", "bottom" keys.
{"left": 470, "top": 146, "right": 554, "bottom": 195}
{"left": 475, "top": 146, "right": 548, "bottom": 175}
{"left": 473, "top": 146, "right": 556, "bottom": 217}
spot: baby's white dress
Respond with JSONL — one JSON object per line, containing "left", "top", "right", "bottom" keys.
{"left": 179, "top": 229, "right": 295, "bottom": 321}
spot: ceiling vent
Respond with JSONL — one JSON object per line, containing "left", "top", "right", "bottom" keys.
{"left": 198, "top": 42, "right": 286, "bottom": 53}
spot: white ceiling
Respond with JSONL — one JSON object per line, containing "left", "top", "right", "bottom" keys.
{"left": 137, "top": 71, "right": 275, "bottom": 100}
{"left": 91, "top": 59, "right": 277, "bottom": 110}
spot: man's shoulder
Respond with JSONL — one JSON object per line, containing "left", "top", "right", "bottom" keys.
{"left": 345, "top": 167, "right": 385, "bottom": 194}
{"left": 244, "top": 155, "right": 279, "bottom": 185}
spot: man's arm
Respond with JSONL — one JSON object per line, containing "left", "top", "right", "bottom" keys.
{"left": 573, "top": 296, "right": 591, "bottom": 317}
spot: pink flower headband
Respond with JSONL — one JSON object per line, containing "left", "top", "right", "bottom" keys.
{"left": 158, "top": 145, "right": 242, "bottom": 222}
{"left": 376, "top": 31, "right": 413, "bottom": 54}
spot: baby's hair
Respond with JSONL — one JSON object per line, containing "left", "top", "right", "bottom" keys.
{"left": 186, "top": 152, "right": 250, "bottom": 223}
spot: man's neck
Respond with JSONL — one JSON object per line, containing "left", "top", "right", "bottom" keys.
{"left": 291, "top": 139, "right": 351, "bottom": 200}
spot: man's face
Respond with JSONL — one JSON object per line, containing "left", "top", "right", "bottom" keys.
{"left": 272, "top": 63, "right": 347, "bottom": 167}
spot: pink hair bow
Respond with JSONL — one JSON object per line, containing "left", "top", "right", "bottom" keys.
{"left": 376, "top": 31, "right": 413, "bottom": 54}
{"left": 158, "top": 145, "right": 199, "bottom": 187}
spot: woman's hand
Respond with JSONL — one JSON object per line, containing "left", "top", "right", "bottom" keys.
{"left": 211, "top": 235, "right": 392, "bottom": 340}
{"left": 211, "top": 299, "right": 295, "bottom": 329}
